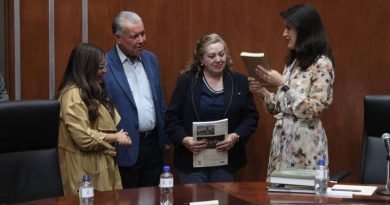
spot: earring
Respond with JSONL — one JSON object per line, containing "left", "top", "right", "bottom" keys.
{"left": 200, "top": 63, "right": 204, "bottom": 67}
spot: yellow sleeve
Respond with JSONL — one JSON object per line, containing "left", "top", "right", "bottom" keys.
{"left": 60, "top": 88, "right": 115, "bottom": 152}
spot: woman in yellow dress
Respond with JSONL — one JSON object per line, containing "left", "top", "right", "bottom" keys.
{"left": 57, "top": 43, "right": 132, "bottom": 195}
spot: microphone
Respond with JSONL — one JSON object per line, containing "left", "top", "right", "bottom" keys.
{"left": 382, "top": 133, "right": 390, "bottom": 158}
{"left": 377, "top": 133, "right": 390, "bottom": 195}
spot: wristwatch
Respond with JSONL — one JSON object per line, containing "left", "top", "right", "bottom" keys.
{"left": 281, "top": 85, "right": 290, "bottom": 92}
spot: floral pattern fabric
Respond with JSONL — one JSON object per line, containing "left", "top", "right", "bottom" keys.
{"left": 263, "top": 56, "right": 334, "bottom": 179}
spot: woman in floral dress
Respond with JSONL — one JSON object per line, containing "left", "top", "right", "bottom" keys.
{"left": 249, "top": 3, "right": 335, "bottom": 179}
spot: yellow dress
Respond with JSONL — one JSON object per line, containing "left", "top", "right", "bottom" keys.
{"left": 58, "top": 86, "right": 122, "bottom": 195}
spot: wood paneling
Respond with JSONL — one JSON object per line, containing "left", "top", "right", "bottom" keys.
{"left": 6, "top": 0, "right": 390, "bottom": 183}
{"left": 20, "top": 0, "right": 49, "bottom": 99}
{"left": 5, "top": 0, "right": 15, "bottom": 99}
{"left": 54, "top": 0, "right": 82, "bottom": 91}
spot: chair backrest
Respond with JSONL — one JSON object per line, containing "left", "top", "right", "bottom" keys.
{"left": 0, "top": 100, "right": 63, "bottom": 203}
{"left": 360, "top": 95, "right": 390, "bottom": 184}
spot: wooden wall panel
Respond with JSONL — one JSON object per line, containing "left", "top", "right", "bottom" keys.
{"left": 5, "top": 0, "right": 15, "bottom": 99}
{"left": 88, "top": 1, "right": 120, "bottom": 50}
{"left": 318, "top": 1, "right": 390, "bottom": 182}
{"left": 6, "top": 0, "right": 390, "bottom": 183}
{"left": 54, "top": 0, "right": 82, "bottom": 91}
{"left": 89, "top": 0, "right": 191, "bottom": 99}
{"left": 20, "top": 0, "right": 49, "bottom": 99}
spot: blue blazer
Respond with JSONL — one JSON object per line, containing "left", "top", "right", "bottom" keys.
{"left": 104, "top": 47, "right": 167, "bottom": 167}
{"left": 165, "top": 70, "right": 259, "bottom": 172}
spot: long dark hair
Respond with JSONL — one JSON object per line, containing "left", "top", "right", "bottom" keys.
{"left": 57, "top": 43, "right": 114, "bottom": 123}
{"left": 281, "top": 3, "right": 334, "bottom": 69}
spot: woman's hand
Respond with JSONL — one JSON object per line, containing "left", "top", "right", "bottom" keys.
{"left": 248, "top": 77, "right": 269, "bottom": 98}
{"left": 255, "top": 65, "right": 286, "bottom": 87}
{"left": 216, "top": 133, "right": 239, "bottom": 152}
{"left": 104, "top": 129, "right": 132, "bottom": 146}
{"left": 115, "top": 129, "right": 132, "bottom": 146}
{"left": 182, "top": 136, "right": 207, "bottom": 154}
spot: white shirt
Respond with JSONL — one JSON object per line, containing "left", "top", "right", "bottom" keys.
{"left": 116, "top": 45, "right": 156, "bottom": 132}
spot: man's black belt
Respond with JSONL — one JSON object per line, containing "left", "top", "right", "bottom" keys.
{"left": 139, "top": 128, "right": 156, "bottom": 139}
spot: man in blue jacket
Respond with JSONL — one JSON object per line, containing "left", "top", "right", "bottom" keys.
{"left": 104, "top": 11, "right": 168, "bottom": 188}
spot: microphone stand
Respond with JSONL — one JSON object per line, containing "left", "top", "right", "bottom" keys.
{"left": 377, "top": 156, "right": 390, "bottom": 195}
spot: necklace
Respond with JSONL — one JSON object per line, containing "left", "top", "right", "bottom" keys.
{"left": 202, "top": 76, "right": 224, "bottom": 94}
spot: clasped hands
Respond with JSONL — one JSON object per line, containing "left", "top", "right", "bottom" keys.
{"left": 105, "top": 129, "right": 132, "bottom": 146}
{"left": 182, "top": 133, "right": 239, "bottom": 154}
{"left": 115, "top": 129, "right": 132, "bottom": 146}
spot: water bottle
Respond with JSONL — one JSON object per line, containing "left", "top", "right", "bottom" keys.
{"left": 314, "top": 159, "right": 328, "bottom": 196}
{"left": 159, "top": 165, "right": 174, "bottom": 205}
{"left": 79, "top": 175, "right": 94, "bottom": 205}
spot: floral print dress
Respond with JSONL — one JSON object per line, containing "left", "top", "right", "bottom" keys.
{"left": 263, "top": 55, "right": 334, "bottom": 179}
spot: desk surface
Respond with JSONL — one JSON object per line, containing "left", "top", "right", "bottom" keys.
{"left": 14, "top": 182, "right": 390, "bottom": 205}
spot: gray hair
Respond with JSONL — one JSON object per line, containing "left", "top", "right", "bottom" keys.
{"left": 112, "top": 11, "right": 142, "bottom": 36}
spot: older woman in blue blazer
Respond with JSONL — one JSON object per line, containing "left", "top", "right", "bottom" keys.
{"left": 166, "top": 33, "right": 259, "bottom": 184}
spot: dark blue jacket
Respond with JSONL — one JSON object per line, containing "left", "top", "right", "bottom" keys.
{"left": 104, "top": 47, "right": 167, "bottom": 167}
{"left": 165, "top": 70, "right": 259, "bottom": 172}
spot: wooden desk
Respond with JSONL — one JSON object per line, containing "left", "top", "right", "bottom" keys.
{"left": 14, "top": 182, "right": 390, "bottom": 205}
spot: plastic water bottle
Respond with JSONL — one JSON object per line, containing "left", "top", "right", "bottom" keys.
{"left": 79, "top": 175, "right": 94, "bottom": 205}
{"left": 314, "top": 159, "right": 328, "bottom": 196}
{"left": 159, "top": 165, "right": 174, "bottom": 205}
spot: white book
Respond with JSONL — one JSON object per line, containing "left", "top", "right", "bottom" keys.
{"left": 269, "top": 168, "right": 315, "bottom": 187}
{"left": 240, "top": 51, "right": 271, "bottom": 82}
{"left": 268, "top": 183, "right": 315, "bottom": 194}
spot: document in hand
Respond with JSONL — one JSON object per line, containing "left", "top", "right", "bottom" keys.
{"left": 192, "top": 118, "right": 228, "bottom": 168}
{"left": 240, "top": 52, "right": 270, "bottom": 82}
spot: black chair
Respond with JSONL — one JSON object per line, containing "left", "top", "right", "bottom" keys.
{"left": 0, "top": 100, "right": 63, "bottom": 203}
{"left": 360, "top": 95, "right": 390, "bottom": 184}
